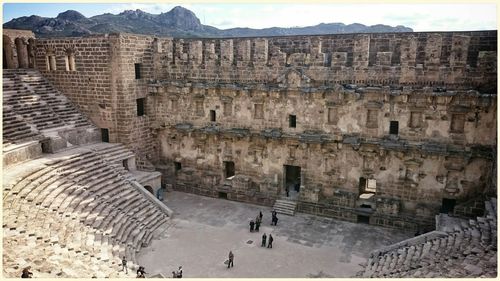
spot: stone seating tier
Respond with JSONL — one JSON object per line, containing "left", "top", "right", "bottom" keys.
{"left": 3, "top": 144, "right": 171, "bottom": 277}
{"left": 2, "top": 69, "right": 95, "bottom": 148}
{"left": 358, "top": 198, "right": 497, "bottom": 278}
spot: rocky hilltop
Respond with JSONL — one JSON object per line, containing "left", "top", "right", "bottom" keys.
{"left": 4, "top": 6, "right": 413, "bottom": 38}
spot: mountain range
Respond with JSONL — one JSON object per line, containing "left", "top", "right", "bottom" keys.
{"left": 3, "top": 6, "right": 413, "bottom": 38}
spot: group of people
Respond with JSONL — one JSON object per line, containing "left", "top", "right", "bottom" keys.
{"left": 136, "top": 266, "right": 147, "bottom": 278}
{"left": 228, "top": 210, "right": 278, "bottom": 269}
{"left": 122, "top": 256, "right": 182, "bottom": 278}
{"left": 249, "top": 210, "right": 279, "bottom": 232}
{"left": 171, "top": 266, "right": 183, "bottom": 278}
{"left": 226, "top": 231, "right": 275, "bottom": 269}
{"left": 261, "top": 233, "right": 274, "bottom": 248}
{"left": 249, "top": 211, "right": 264, "bottom": 232}
{"left": 121, "top": 256, "right": 146, "bottom": 278}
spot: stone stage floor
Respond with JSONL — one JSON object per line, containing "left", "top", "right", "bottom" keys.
{"left": 137, "top": 191, "right": 412, "bottom": 278}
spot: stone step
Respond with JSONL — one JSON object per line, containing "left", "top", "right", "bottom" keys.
{"left": 273, "top": 199, "right": 297, "bottom": 216}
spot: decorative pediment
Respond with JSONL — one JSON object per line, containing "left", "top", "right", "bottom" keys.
{"left": 277, "top": 69, "right": 311, "bottom": 88}
{"left": 63, "top": 44, "right": 76, "bottom": 55}
{"left": 44, "top": 46, "right": 56, "bottom": 55}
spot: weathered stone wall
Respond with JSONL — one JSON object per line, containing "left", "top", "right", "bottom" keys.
{"left": 152, "top": 31, "right": 497, "bottom": 91}
{"left": 155, "top": 124, "right": 492, "bottom": 229}
{"left": 148, "top": 82, "right": 496, "bottom": 147}
{"left": 109, "top": 33, "right": 157, "bottom": 168}
{"left": 34, "top": 35, "right": 115, "bottom": 137}
{"left": 30, "top": 30, "right": 497, "bottom": 229}
{"left": 34, "top": 34, "right": 157, "bottom": 167}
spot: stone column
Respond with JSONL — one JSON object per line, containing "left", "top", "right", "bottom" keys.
{"left": 300, "top": 168, "right": 306, "bottom": 190}
{"left": 15, "top": 38, "right": 29, "bottom": 69}
{"left": 3, "top": 35, "right": 15, "bottom": 69}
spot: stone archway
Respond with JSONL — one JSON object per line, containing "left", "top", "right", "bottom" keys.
{"left": 3, "top": 35, "right": 15, "bottom": 69}
{"left": 144, "top": 185, "right": 154, "bottom": 195}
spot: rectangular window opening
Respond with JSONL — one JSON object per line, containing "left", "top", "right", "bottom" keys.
{"left": 359, "top": 177, "right": 377, "bottom": 195}
{"left": 136, "top": 98, "right": 145, "bottom": 116}
{"left": 218, "top": 192, "right": 228, "bottom": 199}
{"left": 389, "top": 121, "right": 399, "bottom": 135}
{"left": 101, "top": 128, "right": 109, "bottom": 143}
{"left": 122, "top": 159, "right": 129, "bottom": 171}
{"left": 289, "top": 115, "right": 297, "bottom": 128}
{"left": 224, "top": 161, "right": 235, "bottom": 179}
{"left": 134, "top": 63, "right": 142, "bottom": 79}
{"left": 441, "top": 198, "right": 456, "bottom": 214}
{"left": 210, "top": 110, "right": 216, "bottom": 122}
{"left": 174, "top": 162, "right": 182, "bottom": 171}
{"left": 41, "top": 140, "right": 50, "bottom": 153}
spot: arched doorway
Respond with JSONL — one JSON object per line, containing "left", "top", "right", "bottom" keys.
{"left": 144, "top": 185, "right": 154, "bottom": 195}
{"left": 3, "top": 35, "right": 15, "bottom": 69}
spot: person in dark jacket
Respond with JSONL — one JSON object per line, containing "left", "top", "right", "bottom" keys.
{"left": 249, "top": 220, "right": 255, "bottom": 232}
{"left": 267, "top": 234, "right": 274, "bottom": 248}
{"left": 255, "top": 216, "right": 261, "bottom": 232}
{"left": 261, "top": 233, "right": 267, "bottom": 247}
{"left": 228, "top": 251, "right": 234, "bottom": 268}
{"left": 21, "top": 267, "right": 32, "bottom": 278}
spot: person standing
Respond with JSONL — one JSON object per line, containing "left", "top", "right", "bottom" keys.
{"left": 267, "top": 234, "right": 274, "bottom": 248}
{"left": 228, "top": 251, "right": 234, "bottom": 268}
{"left": 261, "top": 233, "right": 267, "bottom": 247}
{"left": 121, "top": 256, "right": 128, "bottom": 274}
{"left": 259, "top": 211, "right": 263, "bottom": 221}
{"left": 249, "top": 220, "right": 255, "bottom": 232}
{"left": 255, "top": 216, "right": 261, "bottom": 232}
{"left": 21, "top": 266, "right": 32, "bottom": 278}
{"left": 271, "top": 212, "right": 279, "bottom": 226}
{"left": 136, "top": 266, "right": 146, "bottom": 278}
{"left": 176, "top": 266, "right": 183, "bottom": 278}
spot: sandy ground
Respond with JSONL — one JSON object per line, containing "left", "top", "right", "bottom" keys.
{"left": 137, "top": 191, "right": 412, "bottom": 278}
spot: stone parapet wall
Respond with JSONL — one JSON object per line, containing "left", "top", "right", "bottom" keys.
{"left": 152, "top": 31, "right": 497, "bottom": 90}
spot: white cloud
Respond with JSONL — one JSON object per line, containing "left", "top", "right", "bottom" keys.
{"left": 86, "top": 3, "right": 497, "bottom": 31}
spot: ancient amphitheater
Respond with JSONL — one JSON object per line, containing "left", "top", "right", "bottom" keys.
{"left": 2, "top": 28, "right": 497, "bottom": 277}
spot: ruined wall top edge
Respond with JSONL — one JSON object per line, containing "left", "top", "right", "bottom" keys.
{"left": 3, "top": 28, "right": 35, "bottom": 40}
{"left": 30, "top": 30, "right": 498, "bottom": 41}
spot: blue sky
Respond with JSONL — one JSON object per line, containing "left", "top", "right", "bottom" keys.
{"left": 2, "top": 3, "right": 497, "bottom": 31}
